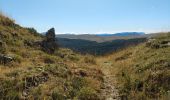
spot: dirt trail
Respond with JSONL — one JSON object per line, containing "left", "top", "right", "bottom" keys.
{"left": 97, "top": 57, "right": 120, "bottom": 100}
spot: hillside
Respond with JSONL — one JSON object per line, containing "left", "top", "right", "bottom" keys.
{"left": 98, "top": 32, "right": 170, "bottom": 99}
{"left": 0, "top": 14, "right": 104, "bottom": 99}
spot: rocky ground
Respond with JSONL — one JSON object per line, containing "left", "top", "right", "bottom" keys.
{"left": 98, "top": 57, "right": 120, "bottom": 100}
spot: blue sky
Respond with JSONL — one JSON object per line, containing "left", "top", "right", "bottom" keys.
{"left": 0, "top": 0, "right": 170, "bottom": 34}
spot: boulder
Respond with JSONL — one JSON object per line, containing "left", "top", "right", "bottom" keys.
{"left": 42, "top": 28, "right": 58, "bottom": 54}
{"left": 168, "top": 42, "right": 170, "bottom": 46}
{"left": 0, "top": 54, "right": 13, "bottom": 65}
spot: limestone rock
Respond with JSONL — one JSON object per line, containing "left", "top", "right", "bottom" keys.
{"left": 46, "top": 28, "right": 55, "bottom": 42}
{"left": 42, "top": 28, "right": 58, "bottom": 54}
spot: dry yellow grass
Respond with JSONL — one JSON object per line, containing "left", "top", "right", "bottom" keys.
{"left": 98, "top": 33, "right": 170, "bottom": 99}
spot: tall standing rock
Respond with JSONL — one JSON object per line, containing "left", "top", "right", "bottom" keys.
{"left": 46, "top": 28, "right": 55, "bottom": 42}
{"left": 42, "top": 28, "right": 58, "bottom": 54}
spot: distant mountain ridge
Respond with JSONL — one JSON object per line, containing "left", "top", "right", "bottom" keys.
{"left": 96, "top": 32, "right": 145, "bottom": 36}
{"left": 56, "top": 32, "right": 146, "bottom": 42}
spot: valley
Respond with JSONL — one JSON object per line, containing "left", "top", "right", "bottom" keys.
{"left": 57, "top": 37, "right": 146, "bottom": 55}
{"left": 0, "top": 13, "right": 170, "bottom": 100}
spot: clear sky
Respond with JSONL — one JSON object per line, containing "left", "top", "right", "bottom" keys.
{"left": 0, "top": 0, "right": 170, "bottom": 34}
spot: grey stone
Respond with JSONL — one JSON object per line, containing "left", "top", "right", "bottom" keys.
{"left": 0, "top": 54, "right": 13, "bottom": 65}
{"left": 42, "top": 28, "right": 58, "bottom": 54}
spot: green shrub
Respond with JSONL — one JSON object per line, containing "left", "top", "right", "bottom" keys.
{"left": 44, "top": 64, "right": 70, "bottom": 78}
{"left": 13, "top": 55, "right": 22, "bottom": 63}
{"left": 77, "top": 87, "right": 99, "bottom": 100}
{"left": 0, "top": 47, "right": 6, "bottom": 53}
{"left": 5, "top": 90, "right": 20, "bottom": 100}
{"left": 0, "top": 13, "right": 15, "bottom": 26}
{"left": 26, "top": 27, "right": 37, "bottom": 34}
{"left": 120, "top": 71, "right": 131, "bottom": 94}
{"left": 52, "top": 90, "right": 65, "bottom": 100}
{"left": 0, "top": 40, "right": 6, "bottom": 53}
{"left": 0, "top": 79, "right": 21, "bottom": 99}
{"left": 68, "top": 77, "right": 87, "bottom": 98}
{"left": 145, "top": 72, "right": 170, "bottom": 97}
{"left": 5, "top": 70, "right": 20, "bottom": 78}
{"left": 72, "top": 77, "right": 87, "bottom": 90}
{"left": 25, "top": 27, "right": 42, "bottom": 37}
{"left": 31, "top": 87, "right": 42, "bottom": 100}
{"left": 12, "top": 40, "right": 23, "bottom": 47}
{"left": 44, "top": 55, "right": 55, "bottom": 64}
{"left": 84, "top": 56, "right": 96, "bottom": 64}
{"left": 68, "top": 54, "right": 79, "bottom": 61}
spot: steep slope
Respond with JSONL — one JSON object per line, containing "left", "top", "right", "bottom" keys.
{"left": 0, "top": 14, "right": 103, "bottom": 99}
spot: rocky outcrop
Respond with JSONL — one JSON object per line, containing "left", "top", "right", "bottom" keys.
{"left": 42, "top": 28, "right": 58, "bottom": 54}
{"left": 23, "top": 72, "right": 49, "bottom": 88}
{"left": 146, "top": 38, "right": 170, "bottom": 49}
{"left": 22, "top": 72, "right": 49, "bottom": 97}
{"left": 23, "top": 28, "right": 59, "bottom": 54}
{"left": 46, "top": 28, "right": 56, "bottom": 42}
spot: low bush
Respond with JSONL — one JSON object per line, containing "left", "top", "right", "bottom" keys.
{"left": 77, "top": 87, "right": 99, "bottom": 100}
{"left": 52, "top": 89, "right": 65, "bottom": 100}
{"left": 44, "top": 64, "right": 70, "bottom": 78}
{"left": 13, "top": 55, "right": 22, "bottom": 63}
{"left": 31, "top": 87, "right": 42, "bottom": 100}
{"left": 44, "top": 55, "right": 55, "bottom": 64}
{"left": 0, "top": 13, "right": 15, "bottom": 26}
{"left": 68, "top": 54, "right": 80, "bottom": 61}
{"left": 0, "top": 40, "right": 6, "bottom": 53}
{"left": 84, "top": 56, "right": 96, "bottom": 64}
{"left": 3, "top": 90, "right": 20, "bottom": 100}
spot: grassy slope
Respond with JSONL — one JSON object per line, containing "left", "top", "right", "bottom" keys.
{"left": 0, "top": 14, "right": 103, "bottom": 99}
{"left": 1, "top": 13, "right": 170, "bottom": 100}
{"left": 101, "top": 32, "right": 170, "bottom": 99}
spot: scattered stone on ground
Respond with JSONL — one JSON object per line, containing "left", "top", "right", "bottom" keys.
{"left": 0, "top": 54, "right": 13, "bottom": 65}
{"left": 98, "top": 59, "right": 120, "bottom": 100}
{"left": 22, "top": 72, "right": 49, "bottom": 97}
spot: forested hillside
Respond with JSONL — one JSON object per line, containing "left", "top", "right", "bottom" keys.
{"left": 57, "top": 37, "right": 146, "bottom": 55}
